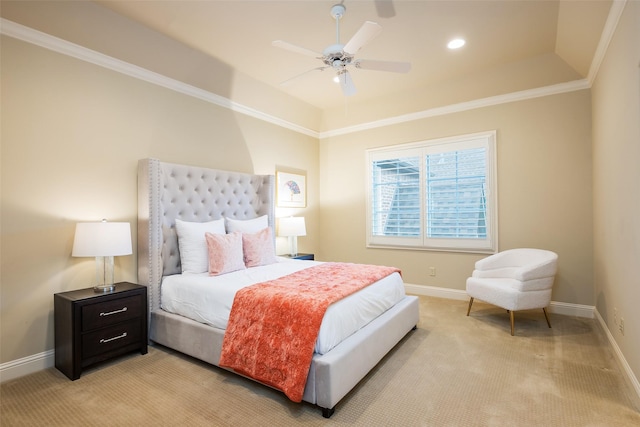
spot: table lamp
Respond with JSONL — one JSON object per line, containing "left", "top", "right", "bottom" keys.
{"left": 278, "top": 217, "right": 306, "bottom": 257}
{"left": 72, "top": 219, "right": 132, "bottom": 292}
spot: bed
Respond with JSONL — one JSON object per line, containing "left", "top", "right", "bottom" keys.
{"left": 137, "top": 158, "right": 419, "bottom": 417}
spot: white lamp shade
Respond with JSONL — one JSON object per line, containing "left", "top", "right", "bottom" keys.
{"left": 72, "top": 221, "right": 132, "bottom": 257}
{"left": 278, "top": 217, "right": 306, "bottom": 237}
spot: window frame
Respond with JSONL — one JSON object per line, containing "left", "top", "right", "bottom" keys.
{"left": 366, "top": 131, "right": 498, "bottom": 254}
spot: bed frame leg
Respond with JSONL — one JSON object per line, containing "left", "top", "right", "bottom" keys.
{"left": 321, "top": 406, "right": 335, "bottom": 418}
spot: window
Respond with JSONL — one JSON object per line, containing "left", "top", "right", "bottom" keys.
{"left": 367, "top": 131, "right": 497, "bottom": 253}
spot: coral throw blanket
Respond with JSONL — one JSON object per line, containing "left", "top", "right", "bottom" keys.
{"left": 219, "top": 262, "right": 401, "bottom": 402}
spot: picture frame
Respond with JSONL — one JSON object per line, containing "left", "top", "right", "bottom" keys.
{"left": 276, "top": 170, "right": 306, "bottom": 208}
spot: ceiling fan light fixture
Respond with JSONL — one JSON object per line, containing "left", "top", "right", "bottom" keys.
{"left": 272, "top": 3, "right": 411, "bottom": 96}
{"left": 447, "top": 38, "right": 466, "bottom": 49}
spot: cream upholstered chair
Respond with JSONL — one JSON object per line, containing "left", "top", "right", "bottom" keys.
{"left": 466, "top": 248, "right": 558, "bottom": 335}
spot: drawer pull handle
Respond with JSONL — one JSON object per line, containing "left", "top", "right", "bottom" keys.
{"left": 100, "top": 332, "right": 127, "bottom": 344}
{"left": 100, "top": 307, "right": 127, "bottom": 317}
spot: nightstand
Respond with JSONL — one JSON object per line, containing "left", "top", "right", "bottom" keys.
{"left": 54, "top": 282, "right": 148, "bottom": 380}
{"left": 282, "top": 253, "right": 315, "bottom": 260}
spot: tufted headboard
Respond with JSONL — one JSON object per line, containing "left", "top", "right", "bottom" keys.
{"left": 137, "top": 158, "right": 275, "bottom": 313}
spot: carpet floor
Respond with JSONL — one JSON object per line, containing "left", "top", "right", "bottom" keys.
{"left": 2, "top": 296, "right": 639, "bottom": 426}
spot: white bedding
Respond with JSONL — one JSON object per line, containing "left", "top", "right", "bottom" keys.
{"left": 161, "top": 258, "right": 406, "bottom": 354}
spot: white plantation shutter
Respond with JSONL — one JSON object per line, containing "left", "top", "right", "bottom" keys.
{"left": 426, "top": 147, "right": 487, "bottom": 238}
{"left": 367, "top": 131, "right": 497, "bottom": 253}
{"left": 371, "top": 156, "right": 421, "bottom": 237}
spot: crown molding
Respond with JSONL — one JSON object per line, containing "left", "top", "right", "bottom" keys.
{"left": 322, "top": 1, "right": 626, "bottom": 138}
{"left": 319, "top": 80, "right": 590, "bottom": 138}
{"left": 1, "top": 13, "right": 616, "bottom": 139}
{"left": 0, "top": 18, "right": 318, "bottom": 138}
{"left": 587, "top": 0, "right": 627, "bottom": 85}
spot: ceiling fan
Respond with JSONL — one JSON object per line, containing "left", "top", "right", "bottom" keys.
{"left": 272, "top": 3, "right": 411, "bottom": 97}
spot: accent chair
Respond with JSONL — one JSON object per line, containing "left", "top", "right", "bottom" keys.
{"left": 466, "top": 248, "right": 558, "bottom": 336}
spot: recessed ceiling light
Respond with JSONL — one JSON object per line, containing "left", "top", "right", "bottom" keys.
{"left": 447, "top": 38, "right": 466, "bottom": 49}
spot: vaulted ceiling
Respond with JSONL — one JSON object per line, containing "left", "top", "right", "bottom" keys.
{"left": 95, "top": 0, "right": 612, "bottom": 111}
{"left": 1, "top": 1, "right": 613, "bottom": 131}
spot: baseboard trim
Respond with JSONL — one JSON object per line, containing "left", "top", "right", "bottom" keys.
{"left": 548, "top": 300, "right": 595, "bottom": 318}
{"left": 404, "top": 283, "right": 469, "bottom": 301}
{"left": 0, "top": 350, "right": 55, "bottom": 383}
{"left": 1, "top": 288, "right": 632, "bottom": 401}
{"left": 403, "top": 283, "right": 595, "bottom": 318}
{"left": 594, "top": 309, "right": 640, "bottom": 405}
{"left": 405, "top": 283, "right": 639, "bottom": 404}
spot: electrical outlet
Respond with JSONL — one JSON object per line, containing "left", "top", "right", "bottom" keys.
{"left": 619, "top": 318, "right": 625, "bottom": 335}
{"left": 429, "top": 267, "right": 436, "bottom": 277}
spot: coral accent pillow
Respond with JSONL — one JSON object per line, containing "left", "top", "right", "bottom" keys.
{"left": 242, "top": 227, "right": 278, "bottom": 267}
{"left": 175, "top": 218, "right": 225, "bottom": 274}
{"left": 205, "top": 231, "right": 246, "bottom": 276}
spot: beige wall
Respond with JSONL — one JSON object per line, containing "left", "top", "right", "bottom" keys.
{"left": 2, "top": 1, "right": 638, "bottom": 395}
{"left": 592, "top": 0, "right": 640, "bottom": 388}
{"left": 319, "top": 90, "right": 593, "bottom": 305}
{"left": 1, "top": 26, "right": 594, "bottom": 370}
{"left": 0, "top": 0, "right": 322, "bottom": 132}
{"left": 0, "top": 36, "right": 319, "bottom": 363}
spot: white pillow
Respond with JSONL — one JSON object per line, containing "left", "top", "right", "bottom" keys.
{"left": 225, "top": 215, "right": 269, "bottom": 234}
{"left": 175, "top": 218, "right": 225, "bottom": 273}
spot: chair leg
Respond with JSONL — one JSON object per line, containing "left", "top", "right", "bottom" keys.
{"left": 510, "top": 310, "right": 515, "bottom": 336}
{"left": 466, "top": 297, "right": 474, "bottom": 316}
{"left": 543, "top": 307, "right": 552, "bottom": 328}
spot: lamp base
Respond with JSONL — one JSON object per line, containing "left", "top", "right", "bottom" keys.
{"left": 93, "top": 284, "right": 116, "bottom": 293}
{"left": 288, "top": 235, "right": 298, "bottom": 257}
{"left": 94, "top": 255, "right": 116, "bottom": 293}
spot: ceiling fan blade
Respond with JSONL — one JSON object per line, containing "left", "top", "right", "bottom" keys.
{"left": 375, "top": 0, "right": 396, "bottom": 18}
{"left": 272, "top": 40, "right": 321, "bottom": 58}
{"left": 343, "top": 21, "right": 382, "bottom": 56}
{"left": 338, "top": 71, "right": 357, "bottom": 96}
{"left": 279, "top": 66, "right": 329, "bottom": 86}
{"left": 355, "top": 59, "right": 411, "bottom": 73}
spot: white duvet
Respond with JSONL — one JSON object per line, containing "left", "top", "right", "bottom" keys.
{"left": 161, "top": 258, "right": 406, "bottom": 354}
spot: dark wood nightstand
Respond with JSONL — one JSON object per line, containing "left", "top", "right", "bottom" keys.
{"left": 54, "top": 282, "right": 148, "bottom": 380}
{"left": 281, "top": 253, "right": 315, "bottom": 260}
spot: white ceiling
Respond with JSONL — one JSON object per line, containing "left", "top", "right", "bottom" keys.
{"left": 96, "top": 0, "right": 611, "bottom": 111}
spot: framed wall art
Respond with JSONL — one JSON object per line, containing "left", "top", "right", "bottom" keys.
{"left": 276, "top": 170, "right": 306, "bottom": 208}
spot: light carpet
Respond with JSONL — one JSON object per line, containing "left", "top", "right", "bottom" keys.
{"left": 2, "top": 296, "right": 639, "bottom": 426}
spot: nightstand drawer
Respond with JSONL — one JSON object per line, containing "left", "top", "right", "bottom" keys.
{"left": 82, "top": 295, "right": 142, "bottom": 331}
{"left": 82, "top": 320, "right": 142, "bottom": 359}
{"left": 55, "top": 282, "right": 148, "bottom": 380}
